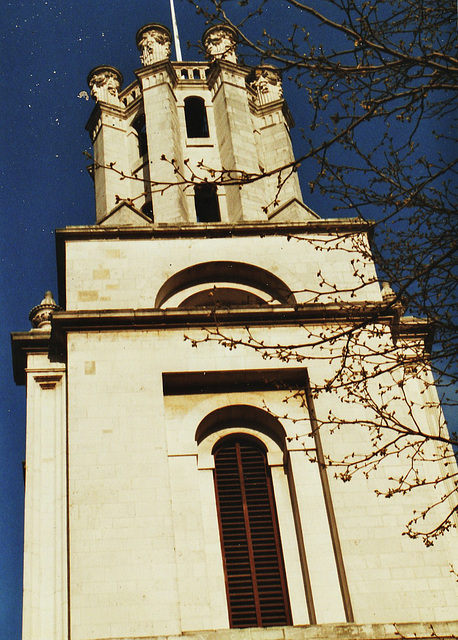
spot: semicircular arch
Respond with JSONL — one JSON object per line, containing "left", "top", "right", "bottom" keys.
{"left": 155, "top": 261, "right": 297, "bottom": 308}
{"left": 195, "top": 404, "right": 287, "bottom": 453}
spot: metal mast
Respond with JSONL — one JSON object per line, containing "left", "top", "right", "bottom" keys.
{"left": 169, "top": 0, "right": 183, "bottom": 61}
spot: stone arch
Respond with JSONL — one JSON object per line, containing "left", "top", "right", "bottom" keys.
{"left": 196, "top": 404, "right": 287, "bottom": 455}
{"left": 196, "top": 404, "right": 293, "bottom": 627}
{"left": 155, "top": 261, "right": 297, "bottom": 308}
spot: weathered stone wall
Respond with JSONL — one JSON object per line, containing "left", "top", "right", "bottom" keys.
{"left": 65, "top": 325, "right": 457, "bottom": 639}
{"left": 63, "top": 229, "right": 379, "bottom": 310}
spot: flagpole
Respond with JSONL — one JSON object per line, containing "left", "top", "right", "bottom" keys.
{"left": 169, "top": 0, "right": 183, "bottom": 61}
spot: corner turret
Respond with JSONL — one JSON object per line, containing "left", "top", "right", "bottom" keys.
{"left": 85, "top": 22, "right": 318, "bottom": 225}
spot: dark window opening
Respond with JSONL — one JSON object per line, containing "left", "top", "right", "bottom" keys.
{"left": 179, "top": 287, "right": 265, "bottom": 308}
{"left": 213, "top": 437, "right": 292, "bottom": 628}
{"left": 194, "top": 184, "right": 220, "bottom": 222}
{"left": 184, "top": 96, "right": 209, "bottom": 138}
{"left": 133, "top": 114, "right": 148, "bottom": 158}
{"left": 141, "top": 200, "right": 153, "bottom": 220}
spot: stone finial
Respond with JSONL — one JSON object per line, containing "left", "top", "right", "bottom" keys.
{"left": 136, "top": 24, "right": 172, "bottom": 66}
{"left": 381, "top": 281, "right": 396, "bottom": 302}
{"left": 29, "top": 291, "right": 62, "bottom": 330}
{"left": 87, "top": 66, "right": 123, "bottom": 105}
{"left": 202, "top": 25, "right": 238, "bottom": 63}
{"left": 249, "top": 65, "right": 283, "bottom": 105}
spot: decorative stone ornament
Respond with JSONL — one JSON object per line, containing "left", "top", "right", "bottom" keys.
{"left": 87, "top": 66, "right": 123, "bottom": 105}
{"left": 136, "top": 23, "right": 172, "bottom": 66}
{"left": 29, "top": 291, "right": 62, "bottom": 330}
{"left": 381, "top": 281, "right": 396, "bottom": 302}
{"left": 202, "top": 25, "right": 238, "bottom": 63}
{"left": 249, "top": 65, "right": 283, "bottom": 105}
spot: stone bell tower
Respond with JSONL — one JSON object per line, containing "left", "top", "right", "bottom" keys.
{"left": 11, "top": 20, "right": 458, "bottom": 640}
{"left": 86, "top": 23, "right": 315, "bottom": 225}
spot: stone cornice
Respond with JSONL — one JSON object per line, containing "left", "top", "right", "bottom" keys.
{"left": 11, "top": 331, "right": 52, "bottom": 386}
{"left": 56, "top": 218, "right": 372, "bottom": 241}
{"left": 51, "top": 303, "right": 400, "bottom": 333}
{"left": 85, "top": 101, "right": 126, "bottom": 139}
{"left": 134, "top": 59, "right": 178, "bottom": 89}
{"left": 70, "top": 621, "right": 457, "bottom": 640}
{"left": 12, "top": 305, "right": 432, "bottom": 386}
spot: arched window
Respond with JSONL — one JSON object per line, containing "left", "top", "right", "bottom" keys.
{"left": 132, "top": 114, "right": 148, "bottom": 158}
{"left": 213, "top": 436, "right": 292, "bottom": 628}
{"left": 194, "top": 183, "right": 220, "bottom": 222}
{"left": 184, "top": 96, "right": 209, "bottom": 138}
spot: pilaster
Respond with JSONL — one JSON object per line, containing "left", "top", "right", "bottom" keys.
{"left": 22, "top": 353, "right": 67, "bottom": 640}
{"left": 87, "top": 102, "right": 130, "bottom": 223}
{"left": 136, "top": 61, "right": 189, "bottom": 223}
{"left": 208, "top": 62, "right": 268, "bottom": 222}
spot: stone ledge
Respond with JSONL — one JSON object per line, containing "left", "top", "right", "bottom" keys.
{"left": 90, "top": 622, "right": 458, "bottom": 640}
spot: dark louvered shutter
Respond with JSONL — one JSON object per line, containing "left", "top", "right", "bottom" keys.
{"left": 214, "top": 438, "right": 292, "bottom": 628}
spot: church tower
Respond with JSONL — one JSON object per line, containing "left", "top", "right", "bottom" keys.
{"left": 12, "top": 22, "right": 457, "bottom": 640}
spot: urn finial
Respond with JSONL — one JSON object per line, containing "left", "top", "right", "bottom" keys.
{"left": 87, "top": 66, "right": 123, "bottom": 104}
{"left": 381, "top": 281, "right": 396, "bottom": 302}
{"left": 136, "top": 24, "right": 172, "bottom": 66}
{"left": 249, "top": 65, "right": 283, "bottom": 106}
{"left": 29, "top": 291, "right": 61, "bottom": 330}
{"left": 202, "top": 25, "right": 238, "bottom": 63}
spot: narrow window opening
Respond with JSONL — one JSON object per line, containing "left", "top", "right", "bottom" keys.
{"left": 213, "top": 437, "right": 292, "bottom": 628}
{"left": 133, "top": 114, "right": 148, "bottom": 158}
{"left": 193, "top": 68, "right": 200, "bottom": 80}
{"left": 141, "top": 200, "right": 153, "bottom": 220}
{"left": 184, "top": 96, "right": 209, "bottom": 138}
{"left": 181, "top": 69, "right": 188, "bottom": 79}
{"left": 194, "top": 184, "right": 220, "bottom": 222}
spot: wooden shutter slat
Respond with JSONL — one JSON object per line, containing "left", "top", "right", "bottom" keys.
{"left": 214, "top": 438, "right": 292, "bottom": 628}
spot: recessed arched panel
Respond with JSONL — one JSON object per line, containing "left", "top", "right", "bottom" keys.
{"left": 155, "top": 261, "right": 296, "bottom": 308}
{"left": 179, "top": 287, "right": 266, "bottom": 308}
{"left": 195, "top": 404, "right": 287, "bottom": 452}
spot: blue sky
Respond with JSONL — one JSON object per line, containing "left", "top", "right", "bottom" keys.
{"left": 0, "top": 2, "right": 222, "bottom": 635}
{"left": 1, "top": 1, "right": 455, "bottom": 637}
{"left": 2, "top": 2, "right": 317, "bottom": 635}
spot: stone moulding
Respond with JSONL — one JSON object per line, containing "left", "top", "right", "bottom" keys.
{"left": 32, "top": 373, "right": 63, "bottom": 390}
{"left": 77, "top": 621, "right": 458, "bottom": 640}
{"left": 10, "top": 306, "right": 433, "bottom": 388}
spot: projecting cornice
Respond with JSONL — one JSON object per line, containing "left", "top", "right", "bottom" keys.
{"left": 11, "top": 304, "right": 432, "bottom": 386}
{"left": 56, "top": 218, "right": 372, "bottom": 240}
